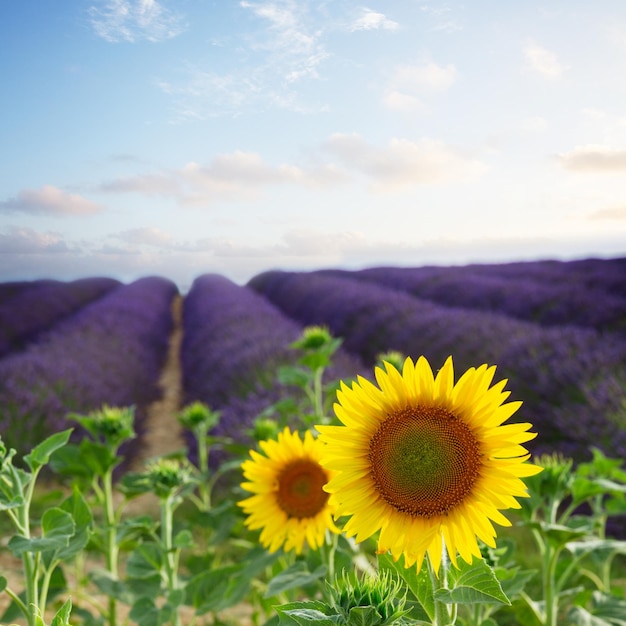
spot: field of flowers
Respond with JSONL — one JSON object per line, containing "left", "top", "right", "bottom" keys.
{"left": 0, "top": 257, "right": 625, "bottom": 626}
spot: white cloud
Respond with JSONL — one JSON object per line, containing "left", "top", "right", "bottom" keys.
{"left": 349, "top": 8, "right": 399, "bottom": 32}
{"left": 239, "top": 1, "right": 329, "bottom": 82}
{"left": 0, "top": 227, "right": 75, "bottom": 254}
{"left": 523, "top": 41, "right": 568, "bottom": 78}
{"left": 419, "top": 4, "right": 463, "bottom": 33}
{"left": 113, "top": 227, "right": 174, "bottom": 246}
{"left": 383, "top": 90, "right": 427, "bottom": 113}
{"left": 99, "top": 173, "right": 182, "bottom": 196}
{"left": 97, "top": 150, "right": 347, "bottom": 205}
{"left": 324, "top": 133, "right": 486, "bottom": 190}
{"left": 88, "top": 0, "right": 186, "bottom": 43}
{"left": 0, "top": 186, "right": 104, "bottom": 216}
{"left": 391, "top": 60, "right": 457, "bottom": 92}
{"left": 159, "top": 1, "right": 332, "bottom": 119}
{"left": 97, "top": 136, "right": 485, "bottom": 202}
{"left": 587, "top": 206, "right": 626, "bottom": 221}
{"left": 557, "top": 145, "right": 626, "bottom": 172}
{"left": 383, "top": 60, "right": 457, "bottom": 112}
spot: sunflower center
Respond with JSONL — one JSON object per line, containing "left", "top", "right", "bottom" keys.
{"left": 276, "top": 459, "right": 329, "bottom": 519}
{"left": 369, "top": 406, "right": 481, "bottom": 518}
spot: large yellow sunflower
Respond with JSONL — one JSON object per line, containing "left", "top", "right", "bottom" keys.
{"left": 317, "top": 355, "right": 542, "bottom": 574}
{"left": 239, "top": 427, "right": 339, "bottom": 554}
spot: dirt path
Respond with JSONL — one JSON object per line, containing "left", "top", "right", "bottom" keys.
{"left": 134, "top": 293, "right": 186, "bottom": 467}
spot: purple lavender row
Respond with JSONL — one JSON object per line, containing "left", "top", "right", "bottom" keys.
{"left": 181, "top": 274, "right": 364, "bottom": 460}
{"left": 0, "top": 277, "right": 121, "bottom": 358}
{"left": 248, "top": 270, "right": 626, "bottom": 461}
{"left": 464, "top": 257, "right": 626, "bottom": 296}
{"left": 318, "top": 261, "right": 626, "bottom": 333}
{"left": 0, "top": 276, "right": 178, "bottom": 458}
{"left": 0, "top": 279, "right": 59, "bottom": 304}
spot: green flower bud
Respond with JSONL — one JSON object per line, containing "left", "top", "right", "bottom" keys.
{"left": 252, "top": 417, "right": 280, "bottom": 442}
{"left": 178, "top": 402, "right": 220, "bottom": 431}
{"left": 291, "top": 325, "right": 334, "bottom": 351}
{"left": 146, "top": 458, "right": 191, "bottom": 499}
{"left": 328, "top": 570, "right": 408, "bottom": 625}
{"left": 376, "top": 350, "right": 406, "bottom": 374}
{"left": 70, "top": 405, "right": 135, "bottom": 447}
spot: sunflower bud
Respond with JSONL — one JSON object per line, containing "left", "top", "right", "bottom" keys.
{"left": 178, "top": 401, "right": 220, "bottom": 431}
{"left": 328, "top": 570, "right": 408, "bottom": 625}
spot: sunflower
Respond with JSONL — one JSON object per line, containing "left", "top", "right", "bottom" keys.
{"left": 317, "top": 355, "right": 542, "bottom": 574}
{"left": 239, "top": 427, "right": 339, "bottom": 554}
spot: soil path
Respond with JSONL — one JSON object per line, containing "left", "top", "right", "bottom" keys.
{"left": 134, "top": 293, "right": 186, "bottom": 467}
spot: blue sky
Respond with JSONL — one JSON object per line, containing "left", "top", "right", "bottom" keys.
{"left": 1, "top": 1, "right": 626, "bottom": 290}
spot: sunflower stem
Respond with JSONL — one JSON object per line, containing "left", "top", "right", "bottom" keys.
{"left": 428, "top": 543, "right": 452, "bottom": 626}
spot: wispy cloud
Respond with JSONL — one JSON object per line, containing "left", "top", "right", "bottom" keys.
{"left": 383, "top": 60, "right": 457, "bottom": 112}
{"left": 523, "top": 40, "right": 568, "bottom": 78}
{"left": 557, "top": 145, "right": 626, "bottom": 172}
{"left": 324, "top": 133, "right": 486, "bottom": 190}
{"left": 0, "top": 227, "right": 75, "bottom": 254}
{"left": 97, "top": 150, "right": 347, "bottom": 205}
{"left": 240, "top": 0, "right": 330, "bottom": 82}
{"left": 383, "top": 91, "right": 427, "bottom": 113}
{"left": 587, "top": 206, "right": 626, "bottom": 221}
{"left": 0, "top": 186, "right": 104, "bottom": 216}
{"left": 391, "top": 60, "right": 458, "bottom": 92}
{"left": 158, "top": 1, "right": 331, "bottom": 119}
{"left": 97, "top": 135, "right": 486, "bottom": 202}
{"left": 158, "top": 2, "right": 401, "bottom": 119}
{"left": 88, "top": 0, "right": 186, "bottom": 43}
{"left": 349, "top": 8, "right": 399, "bottom": 32}
{"left": 419, "top": 3, "right": 463, "bottom": 33}
{"left": 113, "top": 227, "right": 174, "bottom": 246}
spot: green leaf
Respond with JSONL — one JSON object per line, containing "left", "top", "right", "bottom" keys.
{"left": 90, "top": 569, "right": 134, "bottom": 603}
{"left": 347, "top": 606, "right": 382, "bottom": 625}
{"left": 435, "top": 559, "right": 510, "bottom": 606}
{"left": 572, "top": 477, "right": 626, "bottom": 504}
{"left": 116, "top": 515, "right": 156, "bottom": 549}
{"left": 167, "top": 588, "right": 185, "bottom": 608}
{"left": 378, "top": 553, "right": 434, "bottom": 622}
{"left": 50, "top": 598, "right": 73, "bottom": 626}
{"left": 277, "top": 365, "right": 311, "bottom": 387}
{"left": 0, "top": 576, "right": 6, "bottom": 593}
{"left": 52, "top": 438, "right": 120, "bottom": 478}
{"left": 530, "top": 521, "right": 590, "bottom": 549}
{"left": 493, "top": 566, "right": 537, "bottom": 599}
{"left": 0, "top": 493, "right": 24, "bottom": 511}
{"left": 275, "top": 602, "right": 341, "bottom": 626}
{"left": 50, "top": 488, "right": 93, "bottom": 563}
{"left": 265, "top": 561, "right": 327, "bottom": 598}
{"left": 173, "top": 529, "right": 194, "bottom": 549}
{"left": 8, "top": 508, "right": 75, "bottom": 556}
{"left": 24, "top": 429, "right": 73, "bottom": 472}
{"left": 129, "top": 597, "right": 174, "bottom": 626}
{"left": 186, "top": 564, "right": 241, "bottom": 613}
{"left": 126, "top": 543, "right": 163, "bottom": 579}
{"left": 568, "top": 591, "right": 626, "bottom": 626}
{"left": 567, "top": 539, "right": 626, "bottom": 558}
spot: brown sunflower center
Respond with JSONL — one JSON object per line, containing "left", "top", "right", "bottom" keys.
{"left": 369, "top": 406, "right": 481, "bottom": 518}
{"left": 276, "top": 458, "right": 329, "bottom": 519}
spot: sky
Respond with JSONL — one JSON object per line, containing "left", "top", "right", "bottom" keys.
{"left": 2, "top": 1, "right": 626, "bottom": 291}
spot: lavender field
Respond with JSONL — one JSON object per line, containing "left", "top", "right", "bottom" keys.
{"left": 0, "top": 257, "right": 624, "bottom": 464}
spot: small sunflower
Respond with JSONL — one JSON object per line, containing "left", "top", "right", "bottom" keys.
{"left": 317, "top": 355, "right": 542, "bottom": 574}
{"left": 239, "top": 427, "right": 339, "bottom": 554}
